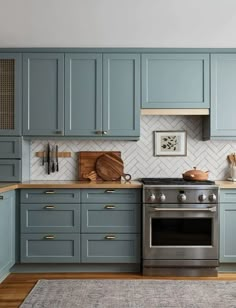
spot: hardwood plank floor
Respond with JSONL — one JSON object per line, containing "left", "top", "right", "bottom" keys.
{"left": 1, "top": 272, "right": 236, "bottom": 308}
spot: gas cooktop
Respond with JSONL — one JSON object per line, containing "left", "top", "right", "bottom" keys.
{"left": 140, "top": 177, "right": 215, "bottom": 185}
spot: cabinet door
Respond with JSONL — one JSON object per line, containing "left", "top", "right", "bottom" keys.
{"left": 81, "top": 203, "right": 140, "bottom": 233}
{"left": 21, "top": 233, "right": 80, "bottom": 263}
{"left": 65, "top": 54, "right": 102, "bottom": 136}
{"left": 21, "top": 203, "right": 80, "bottom": 233}
{"left": 81, "top": 234, "right": 140, "bottom": 263}
{"left": 23, "top": 53, "right": 64, "bottom": 136}
{"left": 0, "top": 53, "right": 21, "bottom": 135}
{"left": 141, "top": 54, "right": 209, "bottom": 108}
{"left": 211, "top": 54, "right": 236, "bottom": 137}
{"left": 103, "top": 54, "right": 140, "bottom": 137}
{"left": 220, "top": 203, "right": 236, "bottom": 262}
{"left": 0, "top": 159, "right": 21, "bottom": 182}
{"left": 0, "top": 191, "right": 15, "bottom": 280}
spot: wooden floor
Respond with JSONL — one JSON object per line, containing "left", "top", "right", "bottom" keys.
{"left": 1, "top": 272, "right": 236, "bottom": 308}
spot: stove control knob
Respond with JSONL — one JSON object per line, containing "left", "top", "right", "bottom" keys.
{"left": 199, "top": 194, "right": 207, "bottom": 202}
{"left": 149, "top": 193, "right": 156, "bottom": 202}
{"left": 209, "top": 193, "right": 217, "bottom": 202}
{"left": 158, "top": 193, "right": 166, "bottom": 203}
{"left": 178, "top": 193, "right": 187, "bottom": 202}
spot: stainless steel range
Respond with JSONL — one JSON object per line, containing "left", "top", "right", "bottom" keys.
{"left": 141, "top": 178, "right": 219, "bottom": 277}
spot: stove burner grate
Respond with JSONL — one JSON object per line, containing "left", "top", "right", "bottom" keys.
{"left": 140, "top": 177, "right": 215, "bottom": 185}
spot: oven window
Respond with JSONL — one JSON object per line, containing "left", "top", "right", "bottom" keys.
{"left": 151, "top": 218, "right": 212, "bottom": 246}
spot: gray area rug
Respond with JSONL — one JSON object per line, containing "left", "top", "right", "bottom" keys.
{"left": 20, "top": 279, "right": 236, "bottom": 308}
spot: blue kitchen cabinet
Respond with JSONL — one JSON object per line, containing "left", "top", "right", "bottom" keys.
{"left": 65, "top": 53, "right": 140, "bottom": 138}
{"left": 141, "top": 54, "right": 209, "bottom": 108}
{"left": 81, "top": 233, "right": 140, "bottom": 263}
{"left": 220, "top": 189, "right": 236, "bottom": 262}
{"left": 20, "top": 189, "right": 81, "bottom": 263}
{"left": 81, "top": 203, "right": 140, "bottom": 234}
{"left": 22, "top": 53, "right": 64, "bottom": 136}
{"left": 103, "top": 54, "right": 140, "bottom": 137}
{"left": 206, "top": 54, "right": 236, "bottom": 138}
{"left": 81, "top": 188, "right": 141, "bottom": 264}
{"left": 0, "top": 53, "right": 21, "bottom": 135}
{"left": 65, "top": 53, "right": 102, "bottom": 136}
{"left": 0, "top": 191, "right": 15, "bottom": 282}
{"left": 21, "top": 234, "right": 80, "bottom": 263}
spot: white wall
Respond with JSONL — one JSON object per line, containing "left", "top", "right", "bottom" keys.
{"left": 0, "top": 0, "right": 236, "bottom": 47}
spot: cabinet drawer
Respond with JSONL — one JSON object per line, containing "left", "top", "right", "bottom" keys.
{"left": 81, "top": 203, "right": 140, "bottom": 233}
{"left": 21, "top": 204, "right": 80, "bottom": 233}
{"left": 81, "top": 234, "right": 140, "bottom": 263}
{"left": 220, "top": 190, "right": 236, "bottom": 203}
{"left": 21, "top": 189, "right": 80, "bottom": 203}
{"left": 0, "top": 137, "right": 21, "bottom": 158}
{"left": 21, "top": 234, "right": 80, "bottom": 263}
{"left": 0, "top": 160, "right": 21, "bottom": 182}
{"left": 81, "top": 189, "right": 141, "bottom": 204}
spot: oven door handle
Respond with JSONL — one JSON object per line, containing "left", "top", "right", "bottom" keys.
{"left": 151, "top": 206, "right": 217, "bottom": 212}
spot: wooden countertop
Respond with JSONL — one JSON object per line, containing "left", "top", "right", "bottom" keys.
{"left": 0, "top": 180, "right": 236, "bottom": 194}
{"left": 0, "top": 180, "right": 142, "bottom": 193}
{"left": 215, "top": 180, "right": 236, "bottom": 189}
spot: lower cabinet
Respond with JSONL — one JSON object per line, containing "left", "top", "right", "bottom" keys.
{"left": 20, "top": 188, "right": 141, "bottom": 265}
{"left": 80, "top": 189, "right": 141, "bottom": 264}
{"left": 220, "top": 189, "right": 236, "bottom": 262}
{"left": 21, "top": 234, "right": 80, "bottom": 263}
{"left": 81, "top": 234, "right": 140, "bottom": 263}
{"left": 0, "top": 190, "right": 15, "bottom": 281}
{"left": 20, "top": 189, "right": 81, "bottom": 263}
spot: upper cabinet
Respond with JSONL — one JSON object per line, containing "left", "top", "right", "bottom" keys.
{"left": 65, "top": 54, "right": 103, "bottom": 136}
{"left": 65, "top": 53, "right": 140, "bottom": 138}
{"left": 141, "top": 54, "right": 209, "bottom": 109}
{"left": 0, "top": 53, "right": 21, "bottom": 135}
{"left": 103, "top": 54, "right": 140, "bottom": 137}
{"left": 23, "top": 53, "right": 64, "bottom": 136}
{"left": 206, "top": 54, "right": 236, "bottom": 138}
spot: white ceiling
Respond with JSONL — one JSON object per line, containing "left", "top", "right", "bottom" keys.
{"left": 0, "top": 0, "right": 236, "bottom": 47}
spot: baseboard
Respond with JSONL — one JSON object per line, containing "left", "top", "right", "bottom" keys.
{"left": 11, "top": 263, "right": 141, "bottom": 273}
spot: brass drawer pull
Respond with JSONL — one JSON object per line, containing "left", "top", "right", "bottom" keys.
{"left": 105, "top": 235, "right": 116, "bottom": 240}
{"left": 45, "top": 191, "right": 55, "bottom": 194}
{"left": 44, "top": 235, "right": 55, "bottom": 240}
{"left": 104, "top": 205, "right": 116, "bottom": 209}
{"left": 44, "top": 205, "right": 55, "bottom": 209}
{"left": 0, "top": 196, "right": 3, "bottom": 200}
{"left": 105, "top": 190, "right": 115, "bottom": 193}
{"left": 95, "top": 131, "right": 103, "bottom": 135}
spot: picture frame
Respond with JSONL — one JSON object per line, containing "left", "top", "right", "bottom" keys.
{"left": 153, "top": 130, "right": 187, "bottom": 156}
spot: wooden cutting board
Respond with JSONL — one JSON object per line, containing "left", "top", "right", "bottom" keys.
{"left": 78, "top": 151, "right": 121, "bottom": 181}
{"left": 96, "top": 153, "right": 124, "bottom": 181}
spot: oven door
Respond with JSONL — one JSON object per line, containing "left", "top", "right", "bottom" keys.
{"left": 143, "top": 204, "right": 218, "bottom": 260}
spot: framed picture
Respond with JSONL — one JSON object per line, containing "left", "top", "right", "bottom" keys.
{"left": 153, "top": 130, "right": 187, "bottom": 156}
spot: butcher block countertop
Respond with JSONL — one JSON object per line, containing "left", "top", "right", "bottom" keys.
{"left": 215, "top": 181, "right": 236, "bottom": 189}
{"left": 0, "top": 180, "right": 142, "bottom": 193}
{"left": 0, "top": 180, "right": 235, "bottom": 194}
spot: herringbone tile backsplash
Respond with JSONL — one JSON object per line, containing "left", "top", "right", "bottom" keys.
{"left": 31, "top": 116, "right": 235, "bottom": 180}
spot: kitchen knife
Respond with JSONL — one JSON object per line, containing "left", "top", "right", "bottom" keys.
{"left": 56, "top": 145, "right": 59, "bottom": 172}
{"left": 47, "top": 143, "right": 50, "bottom": 175}
{"left": 51, "top": 145, "right": 55, "bottom": 173}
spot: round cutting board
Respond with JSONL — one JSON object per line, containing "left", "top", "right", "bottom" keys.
{"left": 95, "top": 153, "right": 124, "bottom": 181}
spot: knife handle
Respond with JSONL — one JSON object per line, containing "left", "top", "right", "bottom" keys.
{"left": 56, "top": 145, "right": 59, "bottom": 172}
{"left": 47, "top": 143, "right": 50, "bottom": 175}
{"left": 51, "top": 146, "right": 55, "bottom": 173}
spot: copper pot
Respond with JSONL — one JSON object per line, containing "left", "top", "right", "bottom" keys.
{"left": 182, "top": 167, "right": 209, "bottom": 181}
